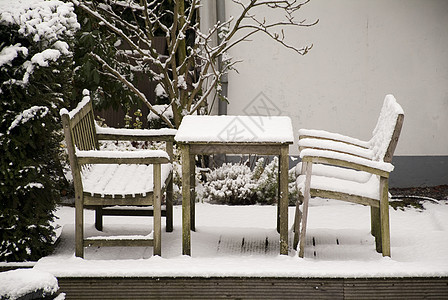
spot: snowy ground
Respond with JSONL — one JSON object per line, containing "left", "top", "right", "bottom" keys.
{"left": 31, "top": 199, "right": 448, "bottom": 278}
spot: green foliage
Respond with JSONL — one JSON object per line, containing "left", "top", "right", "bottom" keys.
{"left": 72, "top": 3, "right": 151, "bottom": 112}
{"left": 133, "top": 109, "right": 143, "bottom": 129}
{"left": 0, "top": 2, "right": 76, "bottom": 261}
{"left": 72, "top": 1, "right": 202, "bottom": 128}
{"left": 0, "top": 209, "right": 56, "bottom": 262}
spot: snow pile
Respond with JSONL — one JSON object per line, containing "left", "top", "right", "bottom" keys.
{"left": 0, "top": 269, "right": 60, "bottom": 300}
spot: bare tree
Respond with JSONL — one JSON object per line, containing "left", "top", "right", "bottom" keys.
{"left": 72, "top": 0, "right": 317, "bottom": 128}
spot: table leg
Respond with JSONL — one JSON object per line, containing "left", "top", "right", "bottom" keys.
{"left": 181, "top": 144, "right": 191, "bottom": 255}
{"left": 153, "top": 163, "right": 162, "bottom": 256}
{"left": 277, "top": 159, "right": 281, "bottom": 233}
{"left": 165, "top": 141, "right": 174, "bottom": 232}
{"left": 279, "top": 146, "right": 289, "bottom": 255}
{"left": 190, "top": 154, "right": 196, "bottom": 231}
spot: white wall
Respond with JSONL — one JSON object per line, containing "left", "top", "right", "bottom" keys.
{"left": 215, "top": 0, "right": 448, "bottom": 156}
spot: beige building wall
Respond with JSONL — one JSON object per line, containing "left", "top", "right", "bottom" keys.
{"left": 209, "top": 0, "right": 448, "bottom": 156}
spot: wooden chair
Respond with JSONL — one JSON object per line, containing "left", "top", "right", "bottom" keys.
{"left": 293, "top": 95, "right": 404, "bottom": 258}
{"left": 60, "top": 90, "right": 176, "bottom": 258}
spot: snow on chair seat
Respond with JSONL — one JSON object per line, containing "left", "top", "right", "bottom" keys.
{"left": 60, "top": 89, "right": 176, "bottom": 258}
{"left": 297, "top": 174, "right": 382, "bottom": 204}
{"left": 295, "top": 162, "right": 372, "bottom": 184}
{"left": 293, "top": 94, "right": 404, "bottom": 259}
{"left": 81, "top": 163, "right": 172, "bottom": 198}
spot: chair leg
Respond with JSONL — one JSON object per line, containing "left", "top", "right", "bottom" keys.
{"left": 75, "top": 193, "right": 84, "bottom": 258}
{"left": 165, "top": 140, "right": 174, "bottom": 233}
{"left": 190, "top": 154, "right": 196, "bottom": 232}
{"left": 95, "top": 206, "right": 103, "bottom": 231}
{"left": 165, "top": 176, "right": 173, "bottom": 232}
{"left": 277, "top": 157, "right": 281, "bottom": 233}
{"left": 299, "top": 162, "right": 313, "bottom": 258}
{"left": 370, "top": 206, "right": 382, "bottom": 253}
{"left": 153, "top": 164, "right": 162, "bottom": 256}
{"left": 293, "top": 161, "right": 305, "bottom": 250}
{"left": 380, "top": 177, "right": 391, "bottom": 257}
{"left": 293, "top": 196, "right": 302, "bottom": 250}
{"left": 277, "top": 159, "right": 281, "bottom": 234}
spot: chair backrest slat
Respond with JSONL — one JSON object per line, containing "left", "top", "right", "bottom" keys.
{"left": 78, "top": 114, "right": 89, "bottom": 150}
{"left": 68, "top": 96, "right": 98, "bottom": 151}
{"left": 383, "top": 114, "right": 404, "bottom": 163}
{"left": 369, "top": 95, "right": 404, "bottom": 163}
{"left": 85, "top": 112, "right": 96, "bottom": 150}
{"left": 60, "top": 91, "right": 99, "bottom": 199}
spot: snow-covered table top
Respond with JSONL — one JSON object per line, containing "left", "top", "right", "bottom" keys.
{"left": 175, "top": 115, "right": 294, "bottom": 144}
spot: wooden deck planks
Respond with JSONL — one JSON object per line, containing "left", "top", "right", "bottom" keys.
{"left": 217, "top": 235, "right": 280, "bottom": 255}
{"left": 57, "top": 277, "right": 448, "bottom": 299}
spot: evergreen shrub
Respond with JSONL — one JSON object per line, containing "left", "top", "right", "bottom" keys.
{"left": 0, "top": 0, "right": 79, "bottom": 262}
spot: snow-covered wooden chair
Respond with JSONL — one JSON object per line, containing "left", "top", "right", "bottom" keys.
{"left": 293, "top": 95, "right": 404, "bottom": 258}
{"left": 60, "top": 90, "right": 176, "bottom": 258}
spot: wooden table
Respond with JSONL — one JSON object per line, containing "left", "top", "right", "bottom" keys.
{"left": 175, "top": 115, "right": 294, "bottom": 255}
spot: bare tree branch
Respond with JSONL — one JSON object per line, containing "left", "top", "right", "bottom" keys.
{"left": 90, "top": 53, "right": 175, "bottom": 128}
{"left": 72, "top": 0, "right": 317, "bottom": 128}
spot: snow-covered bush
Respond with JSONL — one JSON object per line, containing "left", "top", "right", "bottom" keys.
{"left": 253, "top": 157, "right": 279, "bottom": 205}
{"left": 201, "top": 158, "right": 299, "bottom": 206}
{"left": 202, "top": 163, "right": 258, "bottom": 205}
{"left": 0, "top": 0, "right": 79, "bottom": 262}
{"left": 253, "top": 157, "right": 299, "bottom": 206}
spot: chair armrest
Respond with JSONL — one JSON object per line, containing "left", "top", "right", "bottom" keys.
{"left": 95, "top": 123, "right": 177, "bottom": 142}
{"left": 76, "top": 149, "right": 170, "bottom": 165}
{"left": 298, "top": 129, "right": 370, "bottom": 149}
{"left": 299, "top": 138, "right": 374, "bottom": 159}
{"left": 300, "top": 148, "right": 393, "bottom": 177}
